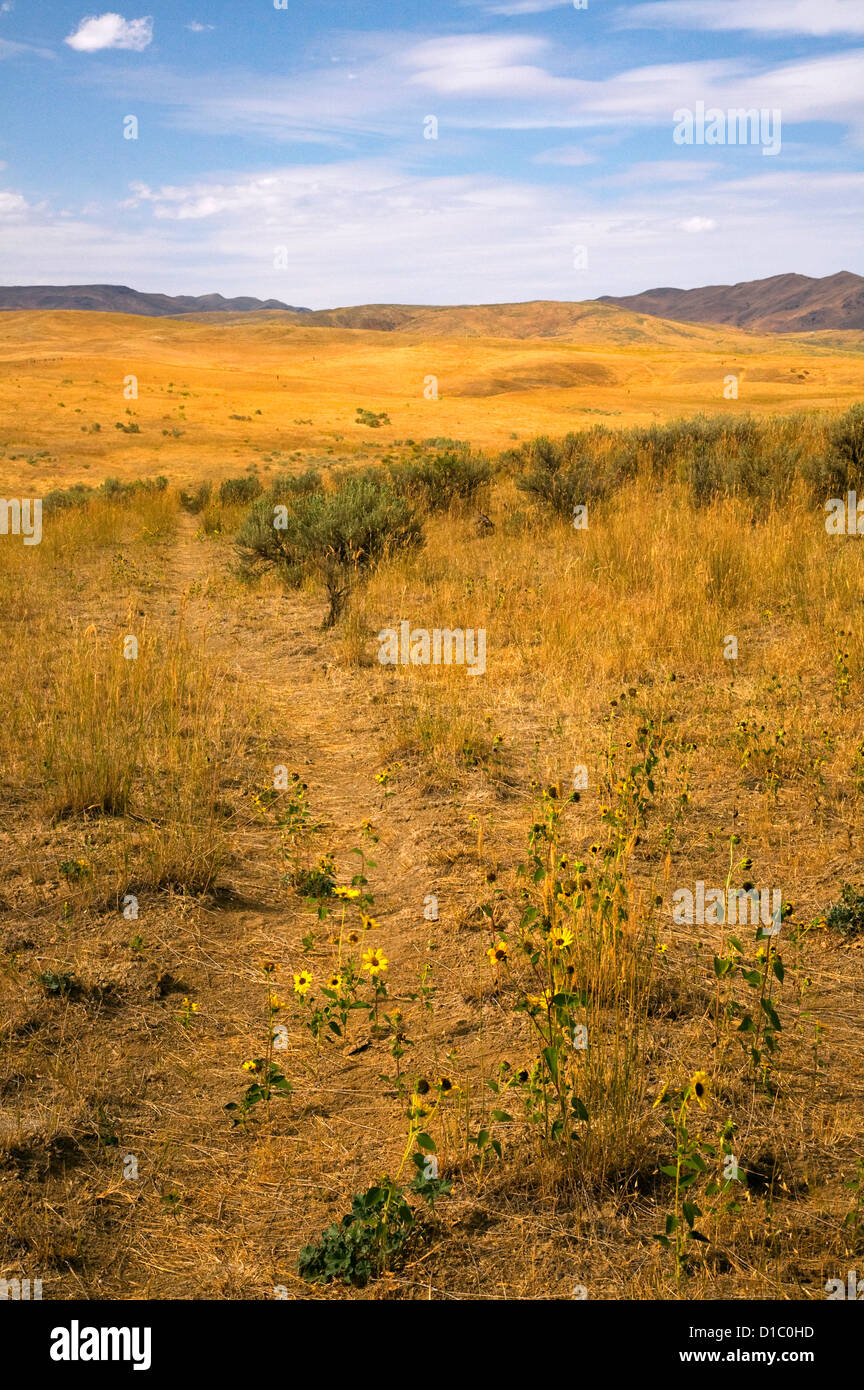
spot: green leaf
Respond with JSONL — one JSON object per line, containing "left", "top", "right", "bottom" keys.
{"left": 682, "top": 1201, "right": 702, "bottom": 1228}
{"left": 491, "top": 1110, "right": 513, "bottom": 1123}
{"left": 542, "top": 1045, "right": 560, "bottom": 1080}
{"left": 761, "top": 998, "right": 782, "bottom": 1031}
{"left": 571, "top": 1097, "right": 589, "bottom": 1121}
{"left": 415, "top": 1132, "right": 436, "bottom": 1153}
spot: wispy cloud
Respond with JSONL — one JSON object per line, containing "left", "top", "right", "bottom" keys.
{"left": 65, "top": 13, "right": 154, "bottom": 53}
{"left": 621, "top": 0, "right": 864, "bottom": 37}
{"left": 463, "top": 0, "right": 574, "bottom": 13}
{"left": 4, "top": 157, "right": 844, "bottom": 305}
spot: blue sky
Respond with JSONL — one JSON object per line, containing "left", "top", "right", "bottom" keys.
{"left": 0, "top": 1, "right": 862, "bottom": 306}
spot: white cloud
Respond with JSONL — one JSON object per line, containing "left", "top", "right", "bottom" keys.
{"left": 0, "top": 187, "right": 33, "bottom": 218}
{"left": 621, "top": 0, "right": 864, "bottom": 37}
{"left": 466, "top": 1, "right": 572, "bottom": 12}
{"left": 33, "top": 159, "right": 851, "bottom": 307}
{"left": 65, "top": 13, "right": 153, "bottom": 53}
{"left": 402, "top": 34, "right": 574, "bottom": 100}
{"left": 0, "top": 37, "right": 55, "bottom": 59}
{"left": 679, "top": 216, "right": 718, "bottom": 232}
{"left": 86, "top": 33, "right": 864, "bottom": 148}
{"left": 186, "top": 21, "right": 214, "bottom": 32}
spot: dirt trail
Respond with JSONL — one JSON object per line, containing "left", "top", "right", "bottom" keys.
{"left": 157, "top": 508, "right": 448, "bottom": 1007}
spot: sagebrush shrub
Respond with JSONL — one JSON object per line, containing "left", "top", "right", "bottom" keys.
{"left": 390, "top": 445, "right": 493, "bottom": 511}
{"left": 179, "top": 482, "right": 212, "bottom": 513}
{"left": 235, "top": 474, "right": 423, "bottom": 626}
{"left": 219, "top": 475, "right": 263, "bottom": 506}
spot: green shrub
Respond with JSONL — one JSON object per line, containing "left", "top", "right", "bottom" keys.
{"left": 826, "top": 884, "right": 864, "bottom": 938}
{"left": 356, "top": 407, "right": 390, "bottom": 428}
{"left": 826, "top": 404, "right": 864, "bottom": 492}
{"left": 298, "top": 1179, "right": 416, "bottom": 1286}
{"left": 179, "top": 482, "right": 212, "bottom": 514}
{"left": 513, "top": 432, "right": 619, "bottom": 519}
{"left": 43, "top": 483, "right": 94, "bottom": 514}
{"left": 219, "top": 475, "right": 263, "bottom": 505}
{"left": 235, "top": 474, "right": 423, "bottom": 627}
{"left": 391, "top": 445, "right": 493, "bottom": 511}
{"left": 298, "top": 1165, "right": 450, "bottom": 1286}
{"left": 506, "top": 411, "right": 845, "bottom": 511}
{"left": 267, "top": 468, "right": 323, "bottom": 500}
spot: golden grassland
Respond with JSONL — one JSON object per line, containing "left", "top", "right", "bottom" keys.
{"left": 2, "top": 410, "right": 864, "bottom": 1298}
{"left": 2, "top": 306, "right": 864, "bottom": 494}
{"left": 2, "top": 308, "right": 864, "bottom": 1299}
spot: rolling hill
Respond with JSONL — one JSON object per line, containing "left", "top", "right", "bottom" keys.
{"left": 0, "top": 284, "right": 309, "bottom": 316}
{"left": 598, "top": 271, "right": 864, "bottom": 334}
{"left": 2, "top": 273, "right": 863, "bottom": 336}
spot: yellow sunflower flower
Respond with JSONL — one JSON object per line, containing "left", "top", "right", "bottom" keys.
{"left": 690, "top": 1070, "right": 712, "bottom": 1108}
{"left": 362, "top": 947, "right": 388, "bottom": 976}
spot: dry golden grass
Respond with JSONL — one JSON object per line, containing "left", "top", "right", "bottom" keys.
{"left": 2, "top": 306, "right": 864, "bottom": 495}
{"left": 1, "top": 315, "right": 863, "bottom": 1301}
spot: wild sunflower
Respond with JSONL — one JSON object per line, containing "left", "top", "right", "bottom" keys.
{"left": 326, "top": 973, "right": 342, "bottom": 992}
{"left": 362, "top": 947, "right": 388, "bottom": 976}
{"left": 293, "top": 969, "right": 313, "bottom": 996}
{"left": 550, "top": 926, "right": 574, "bottom": 950}
{"left": 333, "top": 886, "right": 361, "bottom": 900}
{"left": 486, "top": 940, "right": 509, "bottom": 966}
{"left": 525, "top": 993, "right": 549, "bottom": 1013}
{"left": 690, "top": 1070, "right": 712, "bottom": 1108}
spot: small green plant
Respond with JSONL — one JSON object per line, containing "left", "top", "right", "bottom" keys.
{"left": 299, "top": 1080, "right": 451, "bottom": 1285}
{"left": 355, "top": 407, "right": 390, "bottom": 428}
{"left": 298, "top": 1178, "right": 415, "bottom": 1286}
{"left": 225, "top": 963, "right": 293, "bottom": 1126}
{"left": 59, "top": 858, "right": 90, "bottom": 882}
{"left": 843, "top": 1159, "right": 864, "bottom": 1256}
{"left": 652, "top": 1073, "right": 735, "bottom": 1278}
{"left": 826, "top": 884, "right": 864, "bottom": 938}
{"left": 39, "top": 969, "right": 76, "bottom": 997}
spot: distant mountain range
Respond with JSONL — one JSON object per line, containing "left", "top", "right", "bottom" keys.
{"left": 0, "top": 272, "right": 862, "bottom": 334}
{"left": 598, "top": 272, "right": 864, "bottom": 334}
{"left": 0, "top": 284, "right": 309, "bottom": 316}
